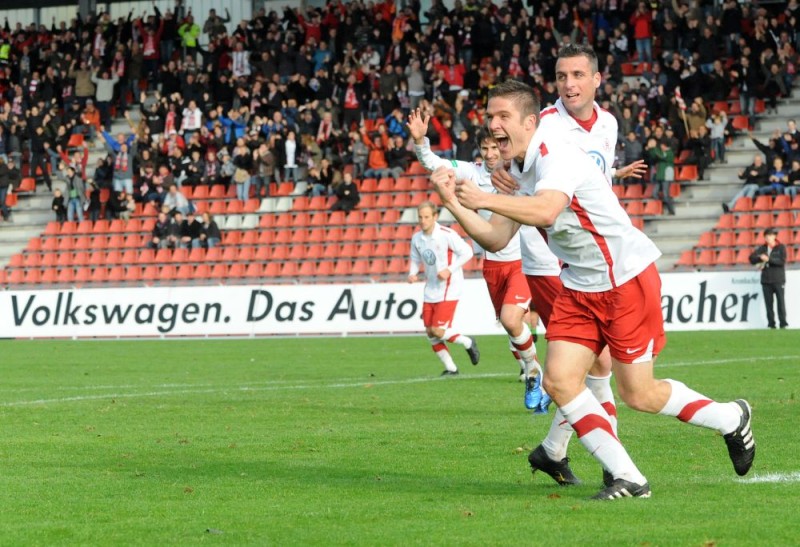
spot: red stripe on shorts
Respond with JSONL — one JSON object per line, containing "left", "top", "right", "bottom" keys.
{"left": 676, "top": 399, "right": 713, "bottom": 422}
{"left": 572, "top": 413, "right": 619, "bottom": 441}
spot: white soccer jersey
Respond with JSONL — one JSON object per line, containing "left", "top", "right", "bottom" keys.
{"left": 519, "top": 224, "right": 562, "bottom": 276}
{"left": 409, "top": 222, "right": 473, "bottom": 302}
{"left": 539, "top": 100, "right": 618, "bottom": 184}
{"left": 511, "top": 130, "right": 661, "bottom": 292}
{"left": 414, "top": 138, "right": 522, "bottom": 262}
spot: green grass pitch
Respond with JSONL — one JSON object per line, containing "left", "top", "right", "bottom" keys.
{"left": 0, "top": 330, "right": 797, "bottom": 545}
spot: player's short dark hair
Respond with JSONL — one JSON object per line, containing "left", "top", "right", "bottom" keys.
{"left": 488, "top": 79, "right": 540, "bottom": 120}
{"left": 474, "top": 126, "right": 494, "bottom": 147}
{"left": 557, "top": 43, "right": 599, "bottom": 74}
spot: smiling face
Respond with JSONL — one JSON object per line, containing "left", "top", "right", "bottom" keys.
{"left": 479, "top": 137, "right": 501, "bottom": 171}
{"left": 486, "top": 95, "right": 537, "bottom": 162}
{"left": 555, "top": 54, "right": 601, "bottom": 120}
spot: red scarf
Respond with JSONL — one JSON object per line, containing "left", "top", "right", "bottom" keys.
{"left": 115, "top": 151, "right": 128, "bottom": 172}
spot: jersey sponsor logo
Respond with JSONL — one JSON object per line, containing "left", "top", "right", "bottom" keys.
{"left": 422, "top": 249, "right": 437, "bottom": 265}
{"left": 587, "top": 150, "right": 607, "bottom": 173}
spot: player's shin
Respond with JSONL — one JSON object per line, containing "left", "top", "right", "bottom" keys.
{"left": 659, "top": 379, "right": 741, "bottom": 434}
{"left": 562, "top": 388, "right": 647, "bottom": 485}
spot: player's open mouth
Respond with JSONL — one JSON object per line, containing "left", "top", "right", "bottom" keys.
{"left": 565, "top": 92, "right": 579, "bottom": 99}
{"left": 494, "top": 135, "right": 509, "bottom": 151}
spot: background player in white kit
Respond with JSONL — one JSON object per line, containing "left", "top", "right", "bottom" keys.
{"left": 406, "top": 110, "right": 547, "bottom": 410}
{"left": 408, "top": 201, "right": 480, "bottom": 376}
{"left": 432, "top": 79, "right": 755, "bottom": 500}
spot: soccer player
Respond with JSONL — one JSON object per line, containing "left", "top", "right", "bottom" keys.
{"left": 430, "top": 79, "right": 755, "bottom": 500}
{"left": 406, "top": 109, "right": 549, "bottom": 409}
{"left": 408, "top": 201, "right": 480, "bottom": 376}
{"left": 495, "top": 44, "right": 648, "bottom": 484}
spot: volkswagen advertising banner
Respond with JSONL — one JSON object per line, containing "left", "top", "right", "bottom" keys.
{"left": 1, "top": 271, "right": 796, "bottom": 338}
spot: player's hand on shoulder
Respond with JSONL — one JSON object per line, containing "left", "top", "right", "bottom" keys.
{"left": 491, "top": 166, "right": 519, "bottom": 195}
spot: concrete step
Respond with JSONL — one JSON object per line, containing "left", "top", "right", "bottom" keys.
{"left": 651, "top": 233, "right": 700, "bottom": 255}
{"left": 683, "top": 182, "right": 742, "bottom": 201}
{"left": 647, "top": 214, "right": 719, "bottom": 237}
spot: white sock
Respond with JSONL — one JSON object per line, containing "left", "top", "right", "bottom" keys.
{"left": 659, "top": 379, "right": 741, "bottom": 434}
{"left": 561, "top": 388, "right": 647, "bottom": 485}
{"left": 428, "top": 336, "right": 457, "bottom": 372}
{"left": 586, "top": 373, "right": 617, "bottom": 436}
{"left": 509, "top": 331, "right": 539, "bottom": 377}
{"left": 443, "top": 329, "right": 472, "bottom": 348}
{"left": 541, "top": 408, "right": 574, "bottom": 461}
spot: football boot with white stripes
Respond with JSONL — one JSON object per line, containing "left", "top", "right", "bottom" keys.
{"left": 724, "top": 399, "right": 756, "bottom": 476}
{"left": 591, "top": 478, "right": 651, "bottom": 500}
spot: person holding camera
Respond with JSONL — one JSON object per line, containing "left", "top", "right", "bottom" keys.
{"left": 749, "top": 228, "right": 788, "bottom": 329}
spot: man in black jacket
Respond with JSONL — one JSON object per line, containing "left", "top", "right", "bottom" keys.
{"left": 749, "top": 228, "right": 788, "bottom": 329}
{"left": 723, "top": 154, "right": 770, "bottom": 212}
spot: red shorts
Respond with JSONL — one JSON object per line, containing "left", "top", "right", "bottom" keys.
{"left": 422, "top": 301, "right": 459, "bottom": 329}
{"left": 524, "top": 274, "right": 563, "bottom": 327}
{"left": 546, "top": 263, "right": 666, "bottom": 363}
{"left": 483, "top": 259, "right": 531, "bottom": 318}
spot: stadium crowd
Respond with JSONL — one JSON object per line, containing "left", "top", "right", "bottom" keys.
{"left": 0, "top": 0, "right": 798, "bottom": 235}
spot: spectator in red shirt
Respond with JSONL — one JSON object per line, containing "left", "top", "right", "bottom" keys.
{"left": 629, "top": 2, "right": 653, "bottom": 64}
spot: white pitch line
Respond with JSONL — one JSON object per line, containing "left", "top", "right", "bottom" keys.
{"left": 1, "top": 354, "right": 797, "bottom": 408}
{"left": 737, "top": 472, "right": 800, "bottom": 484}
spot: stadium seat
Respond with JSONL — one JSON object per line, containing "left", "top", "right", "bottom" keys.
{"left": 386, "top": 258, "right": 407, "bottom": 274}
{"left": 733, "top": 214, "right": 754, "bottom": 230}
{"left": 714, "top": 214, "right": 734, "bottom": 230}
{"left": 296, "top": 261, "right": 316, "bottom": 277}
{"left": 107, "top": 266, "right": 126, "bottom": 282}
{"left": 209, "top": 263, "right": 228, "bottom": 279}
{"left": 332, "top": 259, "right": 352, "bottom": 276}
{"left": 280, "top": 262, "right": 299, "bottom": 277}
{"left": 623, "top": 185, "right": 643, "bottom": 199}
{"left": 73, "top": 251, "right": 90, "bottom": 266}
{"left": 752, "top": 195, "right": 772, "bottom": 211}
{"left": 734, "top": 231, "right": 754, "bottom": 247}
{"left": 339, "top": 243, "right": 357, "bottom": 258}
{"left": 697, "top": 232, "right": 714, "bottom": 248}
{"left": 731, "top": 115, "right": 751, "bottom": 131}
{"left": 244, "top": 263, "right": 264, "bottom": 278}
{"left": 715, "top": 231, "right": 735, "bottom": 247}
{"left": 317, "top": 261, "right": 334, "bottom": 276}
{"left": 306, "top": 244, "right": 324, "bottom": 260}
{"left": 694, "top": 249, "right": 716, "bottom": 267}
{"left": 377, "top": 177, "right": 395, "bottom": 192}
{"left": 88, "top": 250, "right": 108, "bottom": 267}
{"left": 74, "top": 267, "right": 92, "bottom": 285}
{"left": 88, "top": 266, "right": 108, "bottom": 283}
{"left": 308, "top": 196, "right": 327, "bottom": 210}
{"left": 642, "top": 200, "right": 662, "bottom": 216}
{"left": 352, "top": 259, "right": 370, "bottom": 275}
{"left": 271, "top": 246, "right": 289, "bottom": 261}
{"left": 735, "top": 248, "right": 752, "bottom": 265}
{"left": 18, "top": 177, "right": 36, "bottom": 193}
{"left": 774, "top": 212, "right": 793, "bottom": 227}
{"left": 359, "top": 194, "right": 376, "bottom": 208}
{"left": 407, "top": 162, "right": 427, "bottom": 176}
{"left": 675, "top": 165, "right": 698, "bottom": 181}
{"left": 676, "top": 250, "right": 694, "bottom": 267}
{"left": 360, "top": 178, "right": 378, "bottom": 193}
{"left": 716, "top": 249, "right": 736, "bottom": 265}
{"left": 624, "top": 201, "right": 644, "bottom": 216}
{"left": 754, "top": 213, "right": 773, "bottom": 229}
